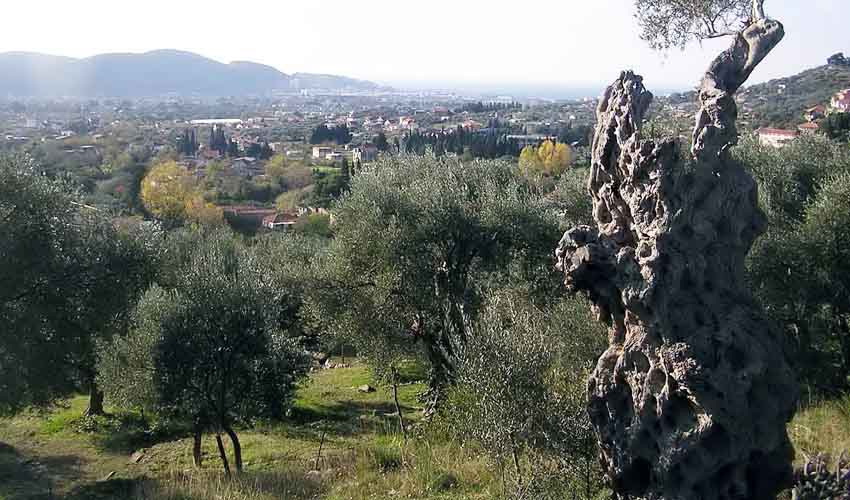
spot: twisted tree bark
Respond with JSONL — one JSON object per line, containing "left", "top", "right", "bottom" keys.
{"left": 556, "top": 17, "right": 797, "bottom": 500}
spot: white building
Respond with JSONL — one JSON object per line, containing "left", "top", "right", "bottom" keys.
{"left": 352, "top": 144, "right": 378, "bottom": 163}
{"left": 831, "top": 89, "right": 850, "bottom": 113}
{"left": 756, "top": 128, "right": 798, "bottom": 148}
{"left": 312, "top": 146, "right": 334, "bottom": 159}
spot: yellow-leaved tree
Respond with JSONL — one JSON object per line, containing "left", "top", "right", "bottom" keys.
{"left": 518, "top": 140, "right": 572, "bottom": 177}
{"left": 141, "top": 161, "right": 222, "bottom": 226}
{"left": 184, "top": 195, "right": 225, "bottom": 227}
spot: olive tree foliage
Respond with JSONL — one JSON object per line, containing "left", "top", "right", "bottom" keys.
{"left": 254, "top": 232, "right": 331, "bottom": 352}
{"left": 545, "top": 166, "right": 594, "bottom": 229}
{"left": 0, "top": 154, "right": 158, "bottom": 415}
{"left": 309, "top": 153, "right": 562, "bottom": 410}
{"left": 68, "top": 214, "right": 160, "bottom": 416}
{"left": 98, "top": 230, "right": 311, "bottom": 473}
{"left": 635, "top": 0, "right": 762, "bottom": 50}
{"left": 446, "top": 290, "right": 607, "bottom": 497}
{"left": 802, "top": 172, "right": 850, "bottom": 375}
{"left": 737, "top": 135, "right": 850, "bottom": 389}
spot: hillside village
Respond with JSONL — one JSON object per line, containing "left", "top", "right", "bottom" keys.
{"left": 2, "top": 52, "right": 848, "bottom": 237}
{"left": 754, "top": 56, "right": 850, "bottom": 147}
{"left": 7, "top": 0, "right": 850, "bottom": 495}
{"left": 0, "top": 88, "right": 597, "bottom": 233}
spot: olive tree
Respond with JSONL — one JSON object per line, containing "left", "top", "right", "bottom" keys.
{"left": 99, "top": 231, "right": 310, "bottom": 473}
{"left": 740, "top": 135, "right": 850, "bottom": 389}
{"left": 636, "top": 0, "right": 763, "bottom": 50}
{"left": 546, "top": 166, "right": 593, "bottom": 228}
{"left": 254, "top": 232, "right": 331, "bottom": 352}
{"left": 801, "top": 172, "right": 850, "bottom": 381}
{"left": 311, "top": 153, "right": 561, "bottom": 412}
{"left": 448, "top": 290, "right": 606, "bottom": 496}
{"left": 0, "top": 155, "right": 157, "bottom": 415}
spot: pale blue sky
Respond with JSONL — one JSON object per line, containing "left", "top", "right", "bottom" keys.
{"left": 0, "top": 0, "right": 844, "bottom": 90}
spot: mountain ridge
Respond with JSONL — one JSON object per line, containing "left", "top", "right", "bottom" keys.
{"left": 0, "top": 50, "right": 383, "bottom": 98}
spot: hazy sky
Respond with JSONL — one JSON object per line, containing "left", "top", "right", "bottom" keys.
{"left": 1, "top": 0, "right": 844, "bottom": 90}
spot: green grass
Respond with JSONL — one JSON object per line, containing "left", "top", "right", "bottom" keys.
{"left": 789, "top": 394, "right": 850, "bottom": 466}
{"left": 3, "top": 360, "right": 849, "bottom": 500}
{"left": 0, "top": 360, "right": 464, "bottom": 500}
{"left": 39, "top": 400, "right": 87, "bottom": 436}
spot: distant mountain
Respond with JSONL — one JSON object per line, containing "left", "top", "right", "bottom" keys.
{"left": 738, "top": 63, "right": 850, "bottom": 128}
{"left": 0, "top": 50, "right": 383, "bottom": 98}
{"left": 291, "top": 73, "right": 380, "bottom": 93}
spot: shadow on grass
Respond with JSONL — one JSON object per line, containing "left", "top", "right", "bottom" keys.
{"left": 0, "top": 442, "right": 90, "bottom": 500}
{"left": 65, "top": 478, "right": 143, "bottom": 500}
{"left": 20, "top": 469, "right": 325, "bottom": 500}
{"left": 288, "top": 400, "right": 418, "bottom": 436}
{"left": 86, "top": 413, "right": 193, "bottom": 454}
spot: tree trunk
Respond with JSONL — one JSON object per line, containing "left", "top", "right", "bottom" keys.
{"left": 215, "top": 433, "right": 230, "bottom": 476}
{"left": 391, "top": 366, "right": 407, "bottom": 440}
{"left": 192, "top": 428, "right": 203, "bottom": 468}
{"left": 753, "top": 0, "right": 766, "bottom": 21}
{"left": 419, "top": 268, "right": 472, "bottom": 416}
{"left": 223, "top": 426, "right": 242, "bottom": 473}
{"left": 556, "top": 17, "right": 796, "bottom": 500}
{"left": 836, "top": 314, "right": 850, "bottom": 382}
{"left": 510, "top": 434, "right": 522, "bottom": 486}
{"left": 85, "top": 379, "right": 105, "bottom": 417}
{"left": 421, "top": 334, "right": 454, "bottom": 417}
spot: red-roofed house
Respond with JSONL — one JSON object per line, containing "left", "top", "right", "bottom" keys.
{"left": 222, "top": 206, "right": 277, "bottom": 230}
{"left": 797, "top": 122, "right": 820, "bottom": 135}
{"left": 461, "top": 120, "right": 482, "bottom": 131}
{"left": 831, "top": 90, "right": 850, "bottom": 113}
{"left": 804, "top": 105, "right": 827, "bottom": 122}
{"left": 756, "top": 128, "right": 798, "bottom": 147}
{"left": 262, "top": 212, "right": 298, "bottom": 231}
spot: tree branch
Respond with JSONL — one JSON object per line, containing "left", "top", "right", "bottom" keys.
{"left": 692, "top": 16, "right": 785, "bottom": 159}
{"left": 753, "top": 0, "right": 766, "bottom": 21}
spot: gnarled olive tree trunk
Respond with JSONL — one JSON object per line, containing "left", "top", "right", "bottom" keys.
{"left": 556, "top": 17, "right": 797, "bottom": 499}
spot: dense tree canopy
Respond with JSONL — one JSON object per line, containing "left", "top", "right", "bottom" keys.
{"left": 739, "top": 135, "right": 850, "bottom": 389}
{"left": 140, "top": 160, "right": 223, "bottom": 227}
{"left": 310, "top": 153, "right": 562, "bottom": 410}
{"left": 821, "top": 112, "right": 850, "bottom": 141}
{"left": 448, "top": 291, "right": 606, "bottom": 494}
{"left": 310, "top": 124, "right": 352, "bottom": 145}
{"left": 0, "top": 155, "right": 158, "bottom": 414}
{"left": 99, "top": 230, "right": 311, "bottom": 472}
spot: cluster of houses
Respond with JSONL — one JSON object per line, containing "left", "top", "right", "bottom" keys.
{"left": 341, "top": 107, "right": 500, "bottom": 135}
{"left": 756, "top": 88, "right": 850, "bottom": 147}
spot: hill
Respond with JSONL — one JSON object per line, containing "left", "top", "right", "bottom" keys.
{"left": 738, "top": 63, "right": 850, "bottom": 128}
{"left": 0, "top": 50, "right": 382, "bottom": 98}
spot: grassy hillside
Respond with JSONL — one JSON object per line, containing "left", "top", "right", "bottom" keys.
{"left": 1, "top": 360, "right": 848, "bottom": 500}
{"left": 739, "top": 64, "right": 850, "bottom": 129}
{"left": 0, "top": 360, "right": 502, "bottom": 500}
